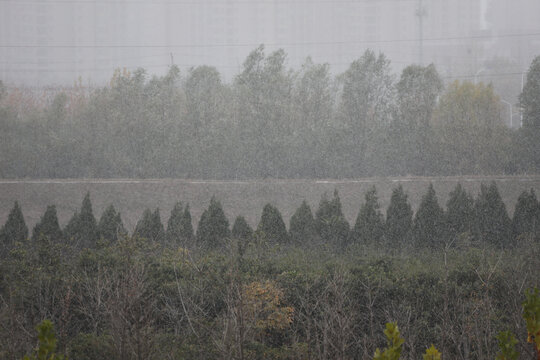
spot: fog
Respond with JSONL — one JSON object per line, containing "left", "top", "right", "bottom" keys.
{"left": 2, "top": 2, "right": 540, "bottom": 358}
{"left": 1, "top": 0, "right": 539, "bottom": 94}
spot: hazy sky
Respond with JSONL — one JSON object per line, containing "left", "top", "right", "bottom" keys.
{"left": 0, "top": 0, "right": 539, "bottom": 87}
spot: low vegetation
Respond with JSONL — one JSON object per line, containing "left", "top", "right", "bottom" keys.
{"left": 0, "top": 182, "right": 539, "bottom": 359}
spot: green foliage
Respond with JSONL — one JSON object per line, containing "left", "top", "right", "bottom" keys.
{"left": 385, "top": 185, "right": 413, "bottom": 247}
{"left": 150, "top": 208, "right": 164, "bottom": 242}
{"left": 232, "top": 215, "right": 253, "bottom": 241}
{"left": 1, "top": 201, "right": 28, "bottom": 247}
{"left": 520, "top": 55, "right": 540, "bottom": 130}
{"left": 340, "top": 50, "right": 394, "bottom": 130}
{"left": 351, "top": 186, "right": 385, "bottom": 246}
{"left": 314, "top": 190, "right": 350, "bottom": 248}
{"left": 134, "top": 208, "right": 165, "bottom": 242}
{"left": 495, "top": 331, "right": 519, "bottom": 360}
{"left": 512, "top": 189, "right": 539, "bottom": 242}
{"left": 166, "top": 202, "right": 194, "bottom": 247}
{"left": 518, "top": 57, "right": 540, "bottom": 171}
{"left": 475, "top": 183, "right": 512, "bottom": 247}
{"left": 339, "top": 50, "right": 394, "bottom": 176}
{"left": 23, "top": 320, "right": 65, "bottom": 360}
{"left": 32, "top": 205, "right": 63, "bottom": 243}
{"left": 433, "top": 80, "right": 509, "bottom": 174}
{"left": 422, "top": 344, "right": 441, "bottom": 360}
{"left": 196, "top": 196, "right": 230, "bottom": 248}
{"left": 234, "top": 45, "right": 293, "bottom": 178}
{"left": 394, "top": 64, "right": 443, "bottom": 175}
{"left": 181, "top": 204, "right": 194, "bottom": 244}
{"left": 397, "top": 64, "right": 443, "bottom": 130}
{"left": 97, "top": 204, "right": 125, "bottom": 243}
{"left": 445, "top": 183, "right": 475, "bottom": 244}
{"left": 523, "top": 287, "right": 540, "bottom": 352}
{"left": 4, "top": 186, "right": 540, "bottom": 359}
{"left": 64, "top": 193, "right": 99, "bottom": 248}
{"left": 258, "top": 204, "right": 289, "bottom": 244}
{"left": 2, "top": 49, "right": 540, "bottom": 178}
{"left": 373, "top": 322, "right": 404, "bottom": 360}
{"left": 289, "top": 200, "right": 317, "bottom": 245}
{"left": 413, "top": 184, "right": 444, "bottom": 248}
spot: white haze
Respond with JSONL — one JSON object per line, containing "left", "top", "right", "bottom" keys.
{"left": 0, "top": 0, "right": 538, "bottom": 91}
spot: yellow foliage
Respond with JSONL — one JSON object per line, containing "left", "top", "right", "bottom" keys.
{"left": 242, "top": 281, "right": 294, "bottom": 331}
{"left": 423, "top": 344, "right": 441, "bottom": 360}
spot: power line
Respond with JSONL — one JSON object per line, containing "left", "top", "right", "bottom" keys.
{"left": 0, "top": 0, "right": 417, "bottom": 4}
{"left": 1, "top": 32, "right": 540, "bottom": 49}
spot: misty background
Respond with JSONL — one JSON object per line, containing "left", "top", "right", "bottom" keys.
{"left": 1, "top": 0, "right": 539, "bottom": 108}
{"left": 1, "top": 0, "right": 540, "bottom": 181}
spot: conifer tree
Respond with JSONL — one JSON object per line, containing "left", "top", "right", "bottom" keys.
{"left": 351, "top": 186, "right": 384, "bottom": 245}
{"left": 166, "top": 202, "right": 184, "bottom": 245}
{"left": 166, "top": 202, "right": 194, "bottom": 247}
{"left": 63, "top": 211, "right": 80, "bottom": 243}
{"left": 196, "top": 197, "right": 230, "bottom": 248}
{"left": 289, "top": 200, "right": 316, "bottom": 244}
{"left": 134, "top": 208, "right": 164, "bottom": 242}
{"left": 181, "top": 204, "right": 194, "bottom": 243}
{"left": 512, "top": 189, "right": 539, "bottom": 242}
{"left": 1, "top": 201, "right": 28, "bottom": 247}
{"left": 232, "top": 216, "right": 253, "bottom": 241}
{"left": 385, "top": 185, "right": 413, "bottom": 247}
{"left": 32, "top": 205, "right": 63, "bottom": 243}
{"left": 315, "top": 189, "right": 350, "bottom": 247}
{"left": 134, "top": 208, "right": 153, "bottom": 240}
{"left": 475, "top": 182, "right": 511, "bottom": 247}
{"left": 98, "top": 204, "right": 126, "bottom": 243}
{"left": 151, "top": 208, "right": 165, "bottom": 243}
{"left": 64, "top": 192, "right": 99, "bottom": 248}
{"left": 413, "top": 183, "right": 444, "bottom": 248}
{"left": 445, "top": 183, "right": 475, "bottom": 244}
{"left": 258, "top": 204, "right": 289, "bottom": 244}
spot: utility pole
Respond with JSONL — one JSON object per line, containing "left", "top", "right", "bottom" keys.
{"left": 416, "top": 0, "right": 426, "bottom": 65}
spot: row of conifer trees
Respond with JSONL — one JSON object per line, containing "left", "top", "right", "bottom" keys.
{"left": 1, "top": 182, "right": 539, "bottom": 253}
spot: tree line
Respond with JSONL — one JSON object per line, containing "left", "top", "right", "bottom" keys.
{"left": 1, "top": 183, "right": 539, "bottom": 255}
{"left": 1, "top": 205, "right": 539, "bottom": 359}
{"left": 1, "top": 49, "right": 540, "bottom": 179}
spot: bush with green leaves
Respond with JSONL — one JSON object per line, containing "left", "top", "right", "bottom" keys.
{"left": 495, "top": 331, "right": 519, "bottom": 360}
{"left": 373, "top": 322, "right": 404, "bottom": 360}
{"left": 23, "top": 320, "right": 65, "bottom": 360}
